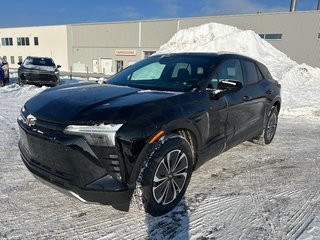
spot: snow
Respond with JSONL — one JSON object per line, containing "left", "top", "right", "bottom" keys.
{"left": 1, "top": 22, "right": 320, "bottom": 239}
{"left": 157, "top": 22, "right": 320, "bottom": 117}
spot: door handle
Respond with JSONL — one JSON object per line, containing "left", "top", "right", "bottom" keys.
{"left": 266, "top": 89, "right": 274, "bottom": 95}
{"left": 242, "top": 96, "right": 251, "bottom": 101}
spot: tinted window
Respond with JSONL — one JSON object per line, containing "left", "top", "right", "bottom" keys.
{"left": 259, "top": 33, "right": 282, "bottom": 40}
{"left": 264, "top": 34, "right": 282, "bottom": 40}
{"left": 243, "top": 60, "right": 259, "bottom": 85}
{"left": 108, "top": 55, "right": 214, "bottom": 92}
{"left": 34, "top": 37, "right": 39, "bottom": 46}
{"left": 256, "top": 65, "right": 264, "bottom": 80}
{"left": 210, "top": 59, "right": 243, "bottom": 88}
{"left": 256, "top": 62, "right": 273, "bottom": 79}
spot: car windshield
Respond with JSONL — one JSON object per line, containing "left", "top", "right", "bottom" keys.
{"left": 24, "top": 57, "right": 55, "bottom": 67}
{"left": 107, "top": 55, "right": 215, "bottom": 91}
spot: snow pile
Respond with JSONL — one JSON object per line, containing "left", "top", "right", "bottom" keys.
{"left": 157, "top": 23, "right": 320, "bottom": 116}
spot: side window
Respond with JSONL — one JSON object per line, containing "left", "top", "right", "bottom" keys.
{"left": 210, "top": 59, "right": 243, "bottom": 88}
{"left": 171, "top": 63, "right": 191, "bottom": 78}
{"left": 256, "top": 65, "right": 264, "bottom": 80}
{"left": 243, "top": 60, "right": 260, "bottom": 85}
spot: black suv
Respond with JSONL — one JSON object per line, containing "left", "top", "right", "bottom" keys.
{"left": 18, "top": 56, "right": 61, "bottom": 87}
{"left": 0, "top": 57, "right": 9, "bottom": 87}
{"left": 18, "top": 53, "right": 281, "bottom": 216}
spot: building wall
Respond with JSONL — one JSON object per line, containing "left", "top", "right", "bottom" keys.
{"left": 67, "top": 11, "right": 320, "bottom": 74}
{"left": 0, "top": 25, "right": 69, "bottom": 71}
{"left": 68, "top": 20, "right": 180, "bottom": 73}
{"left": 178, "top": 11, "right": 320, "bottom": 68}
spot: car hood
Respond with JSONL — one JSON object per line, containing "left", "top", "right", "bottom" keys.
{"left": 25, "top": 83, "right": 183, "bottom": 124}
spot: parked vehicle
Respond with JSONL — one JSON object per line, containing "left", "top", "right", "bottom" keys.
{"left": 18, "top": 56, "right": 61, "bottom": 87}
{"left": 0, "top": 58, "right": 10, "bottom": 87}
{"left": 18, "top": 53, "right": 281, "bottom": 216}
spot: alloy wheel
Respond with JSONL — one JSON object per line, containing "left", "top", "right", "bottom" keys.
{"left": 152, "top": 149, "right": 189, "bottom": 205}
{"left": 266, "top": 112, "right": 277, "bottom": 140}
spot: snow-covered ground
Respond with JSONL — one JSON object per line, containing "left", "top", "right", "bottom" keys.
{"left": 1, "top": 22, "right": 320, "bottom": 239}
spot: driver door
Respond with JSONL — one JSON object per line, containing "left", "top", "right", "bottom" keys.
{"left": 211, "top": 59, "right": 249, "bottom": 150}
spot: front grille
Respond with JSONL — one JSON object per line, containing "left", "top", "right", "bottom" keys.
{"left": 19, "top": 131, "right": 78, "bottom": 178}
{"left": 22, "top": 73, "right": 57, "bottom": 82}
{"left": 19, "top": 115, "right": 109, "bottom": 187}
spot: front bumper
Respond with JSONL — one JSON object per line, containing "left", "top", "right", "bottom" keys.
{"left": 19, "top": 71, "right": 59, "bottom": 85}
{"left": 17, "top": 116, "right": 134, "bottom": 210}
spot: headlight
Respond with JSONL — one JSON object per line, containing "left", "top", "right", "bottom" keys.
{"left": 54, "top": 70, "right": 59, "bottom": 75}
{"left": 63, "top": 124, "right": 123, "bottom": 146}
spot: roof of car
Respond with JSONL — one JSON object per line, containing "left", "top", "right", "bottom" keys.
{"left": 26, "top": 56, "right": 54, "bottom": 60}
{"left": 155, "top": 52, "right": 262, "bottom": 64}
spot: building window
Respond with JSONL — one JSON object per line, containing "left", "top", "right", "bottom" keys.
{"left": 318, "top": 33, "right": 320, "bottom": 39}
{"left": 10, "top": 56, "right": 15, "bottom": 64}
{"left": 144, "top": 51, "right": 156, "bottom": 58}
{"left": 3, "top": 56, "right": 7, "bottom": 62}
{"left": 116, "top": 60, "right": 124, "bottom": 72}
{"left": 34, "top": 37, "right": 39, "bottom": 45}
{"left": 18, "top": 56, "right": 23, "bottom": 63}
{"left": 17, "top": 37, "right": 30, "bottom": 46}
{"left": 1, "top": 38, "right": 13, "bottom": 46}
{"left": 259, "top": 33, "right": 282, "bottom": 40}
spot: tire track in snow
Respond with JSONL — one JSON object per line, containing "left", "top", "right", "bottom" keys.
{"left": 246, "top": 161, "right": 279, "bottom": 239}
{"left": 285, "top": 158, "right": 320, "bottom": 239}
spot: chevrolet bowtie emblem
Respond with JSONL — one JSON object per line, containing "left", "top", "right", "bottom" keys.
{"left": 26, "top": 114, "right": 37, "bottom": 127}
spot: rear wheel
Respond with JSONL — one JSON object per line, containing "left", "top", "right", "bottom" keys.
{"left": 251, "top": 106, "right": 279, "bottom": 145}
{"left": 264, "top": 106, "right": 279, "bottom": 144}
{"left": 137, "top": 135, "right": 193, "bottom": 216}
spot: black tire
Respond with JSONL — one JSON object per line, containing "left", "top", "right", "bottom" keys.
{"left": 251, "top": 106, "right": 279, "bottom": 145}
{"left": 0, "top": 70, "right": 4, "bottom": 87}
{"left": 5, "top": 71, "right": 9, "bottom": 84}
{"left": 18, "top": 77, "right": 24, "bottom": 86}
{"left": 263, "top": 106, "right": 279, "bottom": 144}
{"left": 138, "top": 135, "right": 193, "bottom": 216}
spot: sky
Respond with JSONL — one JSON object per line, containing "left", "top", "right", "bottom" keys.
{"left": 0, "top": 0, "right": 318, "bottom": 27}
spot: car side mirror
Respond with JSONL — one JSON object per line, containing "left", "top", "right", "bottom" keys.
{"left": 2, "top": 61, "right": 8, "bottom": 65}
{"left": 218, "top": 80, "right": 243, "bottom": 92}
{"left": 57, "top": 65, "right": 61, "bottom": 68}
{"left": 17, "top": 62, "right": 22, "bottom": 65}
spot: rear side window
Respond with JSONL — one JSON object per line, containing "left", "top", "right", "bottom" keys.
{"left": 243, "top": 60, "right": 260, "bottom": 85}
{"left": 256, "top": 62, "right": 273, "bottom": 79}
{"left": 256, "top": 66, "right": 264, "bottom": 80}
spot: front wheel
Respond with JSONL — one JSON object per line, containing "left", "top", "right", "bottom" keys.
{"left": 137, "top": 135, "right": 193, "bottom": 216}
{"left": 18, "top": 77, "right": 24, "bottom": 86}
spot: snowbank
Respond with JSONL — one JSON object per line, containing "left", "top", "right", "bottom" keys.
{"left": 157, "top": 23, "right": 320, "bottom": 116}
